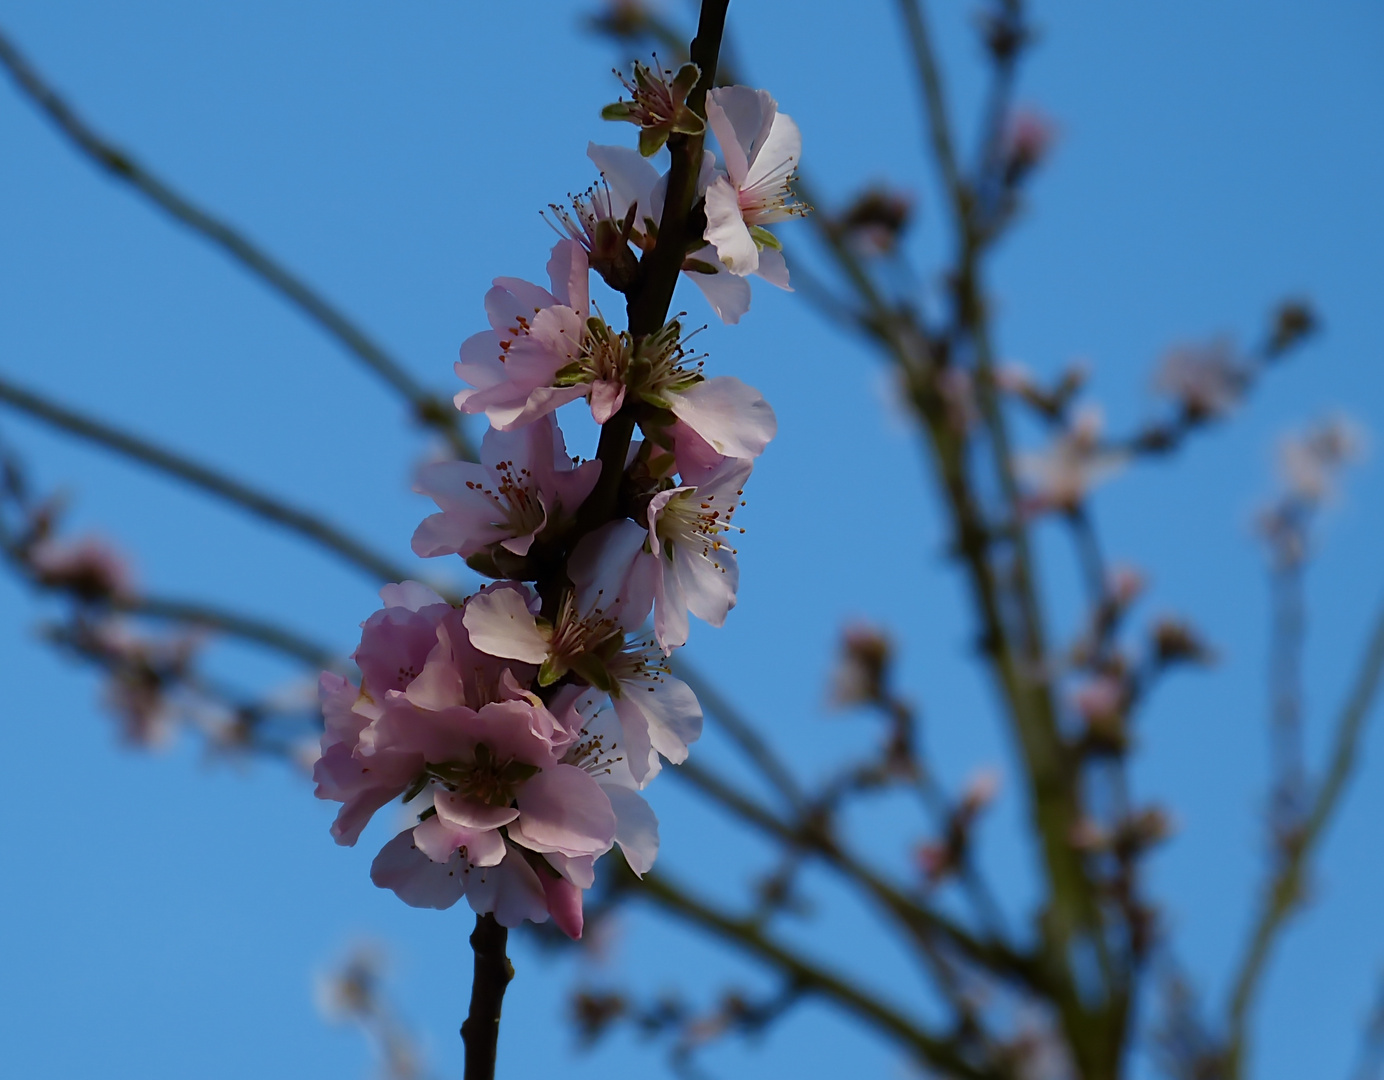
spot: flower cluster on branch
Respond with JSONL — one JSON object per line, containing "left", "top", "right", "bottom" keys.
{"left": 314, "top": 53, "right": 805, "bottom": 939}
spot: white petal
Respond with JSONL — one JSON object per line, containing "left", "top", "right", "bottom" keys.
{"left": 684, "top": 248, "right": 752, "bottom": 324}
{"left": 462, "top": 587, "right": 549, "bottom": 664}
{"left": 586, "top": 142, "right": 659, "bottom": 219}
{"left": 379, "top": 581, "right": 447, "bottom": 612}
{"left": 605, "top": 785, "right": 660, "bottom": 876}
{"left": 703, "top": 176, "right": 759, "bottom": 276}
{"left": 668, "top": 376, "right": 777, "bottom": 459}
{"left": 753, "top": 246, "right": 792, "bottom": 291}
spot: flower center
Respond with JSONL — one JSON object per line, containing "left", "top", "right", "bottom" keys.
{"left": 428, "top": 743, "right": 539, "bottom": 807}
{"left": 657, "top": 485, "right": 745, "bottom": 565}
{"left": 465, "top": 458, "right": 544, "bottom": 538}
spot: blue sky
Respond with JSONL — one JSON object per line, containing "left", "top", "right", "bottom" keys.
{"left": 1, "top": 1, "right": 1382, "bottom": 1077}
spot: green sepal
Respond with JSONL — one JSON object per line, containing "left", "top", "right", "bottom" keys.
{"left": 570, "top": 651, "right": 617, "bottom": 694}
{"left": 402, "top": 773, "right": 430, "bottom": 804}
{"left": 671, "top": 63, "right": 701, "bottom": 99}
{"left": 538, "top": 655, "right": 569, "bottom": 687}
{"left": 552, "top": 361, "right": 586, "bottom": 387}
{"left": 638, "top": 126, "right": 670, "bottom": 157}
{"left": 671, "top": 111, "right": 706, "bottom": 137}
{"left": 601, "top": 102, "right": 636, "bottom": 123}
{"left": 681, "top": 258, "right": 718, "bottom": 276}
{"left": 749, "top": 225, "right": 783, "bottom": 251}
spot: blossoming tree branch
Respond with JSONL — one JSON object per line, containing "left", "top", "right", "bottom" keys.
{"left": 0, "top": 2, "right": 1380, "bottom": 1079}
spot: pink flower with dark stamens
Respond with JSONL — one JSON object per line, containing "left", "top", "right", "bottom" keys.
{"left": 412, "top": 414, "right": 601, "bottom": 560}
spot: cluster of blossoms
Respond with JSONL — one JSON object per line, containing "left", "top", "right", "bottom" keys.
{"left": 314, "top": 67, "right": 804, "bottom": 937}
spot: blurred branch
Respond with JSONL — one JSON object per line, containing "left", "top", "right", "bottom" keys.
{"left": 629, "top": 865, "right": 996, "bottom": 1080}
{"left": 1225, "top": 596, "right": 1384, "bottom": 1074}
{"left": 895, "top": 0, "right": 966, "bottom": 214}
{"left": 0, "top": 24, "right": 475, "bottom": 461}
{"left": 0, "top": 372, "right": 419, "bottom": 588}
{"left": 1351, "top": 973, "right": 1384, "bottom": 1080}
{"left": 114, "top": 594, "right": 338, "bottom": 669}
{"left": 674, "top": 657, "right": 806, "bottom": 812}
{"left": 672, "top": 758, "right": 1041, "bottom": 993}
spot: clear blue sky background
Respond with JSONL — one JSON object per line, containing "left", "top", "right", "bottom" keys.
{"left": 2, "top": 2, "right": 1382, "bottom": 1077}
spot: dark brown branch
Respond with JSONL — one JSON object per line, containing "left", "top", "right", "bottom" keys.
{"left": 461, "top": 914, "right": 513, "bottom": 1080}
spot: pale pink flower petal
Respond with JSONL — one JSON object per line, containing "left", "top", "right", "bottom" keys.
{"left": 412, "top": 812, "right": 507, "bottom": 868}
{"left": 684, "top": 250, "right": 753, "bottom": 324}
{"left": 612, "top": 667, "right": 702, "bottom": 768}
{"left": 667, "top": 376, "right": 777, "bottom": 459}
{"left": 370, "top": 829, "right": 468, "bottom": 910}
{"left": 753, "top": 246, "right": 792, "bottom": 290}
{"left": 465, "top": 845, "right": 550, "bottom": 928}
{"left": 605, "top": 785, "right": 660, "bottom": 875}
{"left": 434, "top": 791, "right": 521, "bottom": 832}
{"left": 462, "top": 584, "right": 550, "bottom": 664}
{"left": 378, "top": 581, "right": 448, "bottom": 612}
{"left": 704, "top": 175, "right": 760, "bottom": 275}
{"left": 511, "top": 763, "right": 616, "bottom": 857}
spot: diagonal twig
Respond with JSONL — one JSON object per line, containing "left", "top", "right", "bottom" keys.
{"left": 0, "top": 372, "right": 419, "bottom": 589}
{"left": 0, "top": 25, "right": 474, "bottom": 461}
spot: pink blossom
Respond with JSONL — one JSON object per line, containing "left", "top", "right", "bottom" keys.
{"left": 316, "top": 581, "right": 656, "bottom": 937}
{"left": 1277, "top": 414, "right": 1364, "bottom": 505}
{"left": 702, "top": 86, "right": 804, "bottom": 278}
{"left": 454, "top": 240, "right": 591, "bottom": 430}
{"left": 1017, "top": 407, "right": 1125, "bottom": 513}
{"left": 461, "top": 527, "right": 702, "bottom": 783}
{"left": 412, "top": 413, "right": 600, "bottom": 560}
{"left": 645, "top": 455, "right": 753, "bottom": 653}
{"left": 1153, "top": 338, "right": 1244, "bottom": 419}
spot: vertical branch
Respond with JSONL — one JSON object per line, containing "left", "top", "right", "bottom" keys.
{"left": 461, "top": 915, "right": 513, "bottom": 1080}
{"left": 1225, "top": 596, "right": 1384, "bottom": 1075}
{"left": 1268, "top": 553, "right": 1308, "bottom": 838}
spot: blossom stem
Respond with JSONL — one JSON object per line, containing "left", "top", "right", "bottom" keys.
{"left": 625, "top": 0, "right": 728, "bottom": 337}
{"left": 0, "top": 25, "right": 474, "bottom": 461}
{"left": 460, "top": 914, "right": 513, "bottom": 1080}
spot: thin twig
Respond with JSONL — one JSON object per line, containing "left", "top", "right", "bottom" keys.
{"left": 114, "top": 594, "right": 339, "bottom": 669}
{"left": 0, "top": 25, "right": 474, "bottom": 461}
{"left": 0, "top": 372, "right": 417, "bottom": 588}
{"left": 1225, "top": 596, "right": 1384, "bottom": 1074}
{"left": 673, "top": 656, "right": 806, "bottom": 812}
{"left": 629, "top": 866, "right": 995, "bottom": 1080}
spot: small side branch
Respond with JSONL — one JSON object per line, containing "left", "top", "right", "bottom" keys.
{"left": 0, "top": 25, "right": 474, "bottom": 460}
{"left": 0, "top": 373, "right": 415, "bottom": 588}
{"left": 1225, "top": 596, "right": 1384, "bottom": 1074}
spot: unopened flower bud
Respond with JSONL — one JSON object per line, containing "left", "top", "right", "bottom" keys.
{"left": 1268, "top": 298, "right": 1318, "bottom": 357}
{"left": 1152, "top": 617, "right": 1213, "bottom": 666}
{"left": 1002, "top": 108, "right": 1055, "bottom": 185}
{"left": 1108, "top": 565, "right": 1147, "bottom": 608}
{"left": 835, "top": 186, "right": 913, "bottom": 255}
{"left": 830, "top": 622, "right": 893, "bottom": 707}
